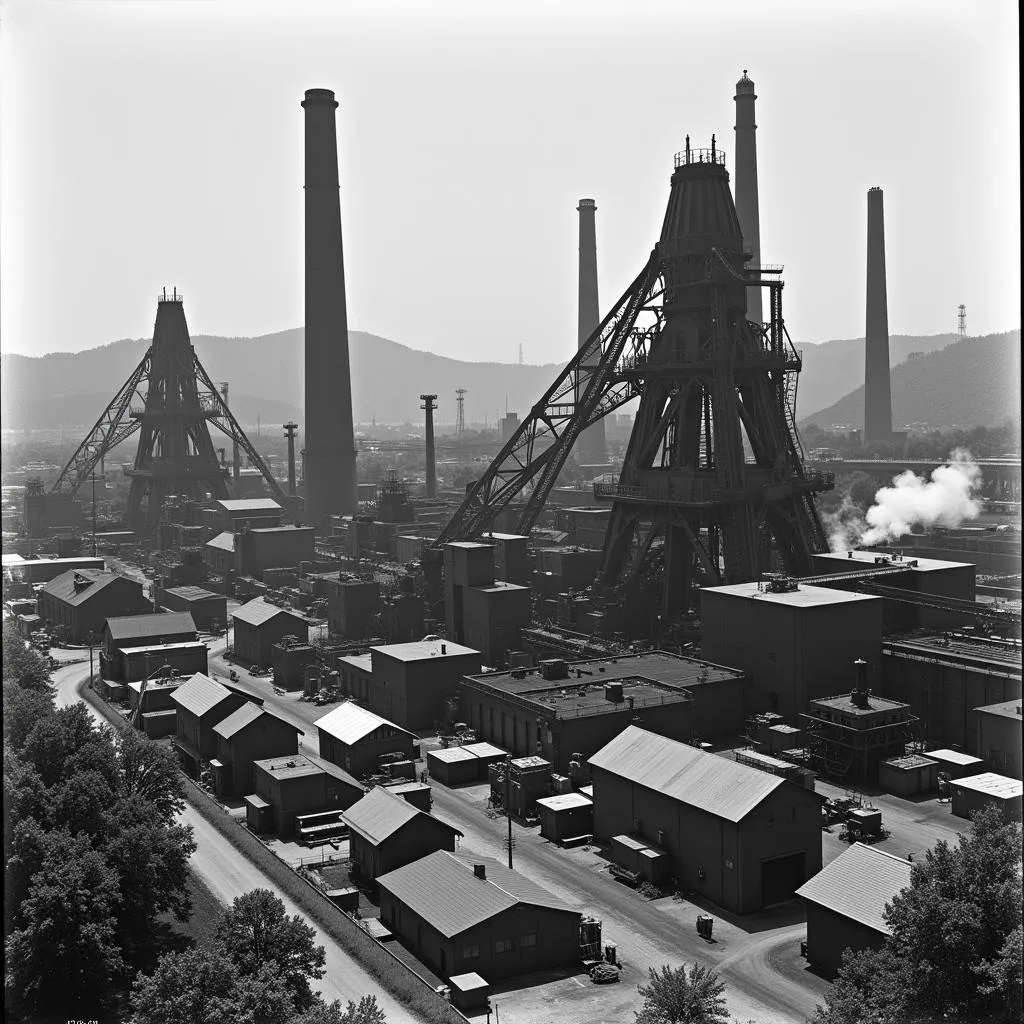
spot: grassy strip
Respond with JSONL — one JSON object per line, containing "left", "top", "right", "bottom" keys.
{"left": 81, "top": 680, "right": 467, "bottom": 1024}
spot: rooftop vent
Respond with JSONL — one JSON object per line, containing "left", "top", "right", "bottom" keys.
{"left": 540, "top": 658, "right": 569, "bottom": 681}
{"left": 473, "top": 864, "right": 486, "bottom": 880}
{"left": 604, "top": 681, "right": 624, "bottom": 704}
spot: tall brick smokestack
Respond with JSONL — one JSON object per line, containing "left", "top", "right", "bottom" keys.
{"left": 733, "top": 71, "right": 762, "bottom": 324}
{"left": 302, "top": 88, "right": 357, "bottom": 523}
{"left": 864, "top": 187, "right": 893, "bottom": 442}
{"left": 576, "top": 198, "right": 606, "bottom": 464}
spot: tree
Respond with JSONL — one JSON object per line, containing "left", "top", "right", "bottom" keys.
{"left": 114, "top": 725, "right": 187, "bottom": 822}
{"left": 127, "top": 947, "right": 257, "bottom": 1024}
{"left": 811, "top": 806, "right": 1023, "bottom": 1024}
{"left": 216, "top": 889, "right": 327, "bottom": 1012}
{"left": 290, "top": 994, "right": 388, "bottom": 1024}
{"left": 5, "top": 831, "right": 126, "bottom": 1019}
{"left": 2, "top": 620, "right": 54, "bottom": 694}
{"left": 3, "top": 681, "right": 55, "bottom": 751}
{"left": 635, "top": 963, "right": 732, "bottom": 1024}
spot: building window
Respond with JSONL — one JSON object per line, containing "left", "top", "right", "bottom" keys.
{"left": 521, "top": 933, "right": 537, "bottom": 947}
{"left": 462, "top": 945, "right": 480, "bottom": 960}
{"left": 495, "top": 938, "right": 513, "bottom": 954}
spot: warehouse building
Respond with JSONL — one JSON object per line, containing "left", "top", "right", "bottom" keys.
{"left": 377, "top": 851, "right": 581, "bottom": 981}
{"left": 589, "top": 726, "right": 823, "bottom": 913}
{"left": 156, "top": 584, "right": 227, "bottom": 632}
{"left": 117, "top": 641, "right": 209, "bottom": 682}
{"left": 881, "top": 632, "right": 1021, "bottom": 750}
{"left": 951, "top": 772, "right": 1023, "bottom": 823}
{"left": 38, "top": 568, "right": 150, "bottom": 642}
{"left": 248, "top": 754, "right": 365, "bottom": 838}
{"left": 205, "top": 497, "right": 284, "bottom": 533}
{"left": 461, "top": 652, "right": 748, "bottom": 774}
{"left": 101, "top": 612, "right": 201, "bottom": 680}
{"left": 315, "top": 702, "right": 418, "bottom": 777}
{"left": 212, "top": 702, "right": 301, "bottom": 798}
{"left": 341, "top": 638, "right": 482, "bottom": 732}
{"left": 232, "top": 598, "right": 309, "bottom": 667}
{"left": 974, "top": 700, "right": 1022, "bottom": 779}
{"left": 796, "top": 843, "right": 912, "bottom": 975}
{"left": 343, "top": 786, "right": 462, "bottom": 883}
{"left": 170, "top": 672, "right": 249, "bottom": 776}
{"left": 9, "top": 556, "right": 104, "bottom": 585}
{"left": 204, "top": 532, "right": 236, "bottom": 575}
{"left": 536, "top": 792, "right": 593, "bottom": 844}
{"left": 701, "top": 580, "right": 883, "bottom": 722}
{"left": 236, "top": 524, "right": 315, "bottom": 577}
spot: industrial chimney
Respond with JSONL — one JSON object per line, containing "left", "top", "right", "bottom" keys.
{"left": 283, "top": 421, "right": 298, "bottom": 496}
{"left": 302, "top": 88, "right": 358, "bottom": 523}
{"left": 864, "top": 187, "right": 893, "bottom": 443}
{"left": 576, "top": 198, "right": 606, "bottom": 464}
{"left": 421, "top": 395, "right": 438, "bottom": 499}
{"left": 734, "top": 71, "right": 762, "bottom": 325}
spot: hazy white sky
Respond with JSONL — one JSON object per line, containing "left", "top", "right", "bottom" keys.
{"left": 0, "top": 0, "right": 1018, "bottom": 363}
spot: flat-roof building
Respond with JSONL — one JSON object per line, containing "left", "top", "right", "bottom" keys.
{"left": 797, "top": 843, "right": 912, "bottom": 974}
{"left": 377, "top": 851, "right": 581, "bottom": 982}
{"left": 881, "top": 632, "right": 1021, "bottom": 751}
{"left": 702, "top": 580, "right": 883, "bottom": 722}
{"left": 974, "top": 700, "right": 1022, "bottom": 779}
{"left": 156, "top": 584, "right": 227, "bottom": 632}
{"left": 248, "top": 754, "right": 364, "bottom": 837}
{"left": 341, "top": 639, "right": 482, "bottom": 732}
{"left": 461, "top": 652, "right": 748, "bottom": 774}
{"left": 951, "top": 772, "right": 1023, "bottom": 822}
{"left": 589, "top": 726, "right": 823, "bottom": 913}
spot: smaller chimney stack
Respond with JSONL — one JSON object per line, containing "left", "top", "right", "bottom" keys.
{"left": 473, "top": 864, "right": 486, "bottom": 880}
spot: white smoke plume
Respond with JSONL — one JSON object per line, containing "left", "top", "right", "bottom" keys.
{"left": 859, "top": 448, "right": 982, "bottom": 547}
{"left": 825, "top": 495, "right": 868, "bottom": 553}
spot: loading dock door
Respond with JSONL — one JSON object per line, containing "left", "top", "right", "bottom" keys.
{"left": 761, "top": 852, "right": 805, "bottom": 907}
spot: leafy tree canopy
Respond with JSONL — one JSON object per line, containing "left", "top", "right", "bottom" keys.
{"left": 635, "top": 962, "right": 732, "bottom": 1024}
{"left": 811, "top": 805, "right": 1023, "bottom": 1024}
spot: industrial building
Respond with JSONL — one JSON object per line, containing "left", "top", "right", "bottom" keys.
{"left": 155, "top": 584, "right": 227, "bottom": 632}
{"left": 443, "top": 542, "right": 531, "bottom": 666}
{"left": 589, "top": 727, "right": 823, "bottom": 913}
{"left": 315, "top": 702, "right": 418, "bottom": 777}
{"left": 701, "top": 579, "right": 883, "bottom": 721}
{"left": 101, "top": 612, "right": 203, "bottom": 681}
{"left": 317, "top": 575, "right": 380, "bottom": 639}
{"left": 536, "top": 792, "right": 594, "bottom": 844}
{"left": 461, "top": 652, "right": 748, "bottom": 773}
{"left": 232, "top": 597, "right": 309, "bottom": 666}
{"left": 204, "top": 532, "right": 236, "bottom": 575}
{"left": 170, "top": 672, "right": 250, "bottom": 776}
{"left": 248, "top": 753, "right": 364, "bottom": 838}
{"left": 880, "top": 631, "right": 1021, "bottom": 751}
{"left": 801, "top": 687, "right": 918, "bottom": 783}
{"left": 339, "top": 638, "right": 482, "bottom": 732}
{"left": 7, "top": 555, "right": 105, "bottom": 585}
{"left": 205, "top": 498, "right": 284, "bottom": 533}
{"left": 973, "top": 700, "right": 1022, "bottom": 778}
{"left": 376, "top": 852, "right": 582, "bottom": 982}
{"left": 38, "top": 568, "right": 150, "bottom": 642}
{"left": 342, "top": 786, "right": 462, "bottom": 883}
{"left": 808, "top": 550, "right": 976, "bottom": 630}
{"left": 236, "top": 525, "right": 316, "bottom": 577}
{"left": 797, "top": 843, "right": 912, "bottom": 975}
{"left": 950, "top": 772, "right": 1023, "bottom": 823}
{"left": 212, "top": 702, "right": 302, "bottom": 798}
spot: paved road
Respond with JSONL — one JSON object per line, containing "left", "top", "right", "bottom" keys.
{"left": 51, "top": 661, "right": 421, "bottom": 1023}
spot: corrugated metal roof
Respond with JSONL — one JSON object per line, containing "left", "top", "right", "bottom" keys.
{"left": 371, "top": 639, "right": 481, "bottom": 663}
{"left": 233, "top": 597, "right": 299, "bottom": 627}
{"left": 214, "top": 701, "right": 298, "bottom": 740}
{"left": 342, "top": 786, "right": 423, "bottom": 843}
{"left": 206, "top": 532, "right": 236, "bottom": 552}
{"left": 376, "top": 851, "right": 574, "bottom": 938}
{"left": 315, "top": 702, "right": 412, "bottom": 745}
{"left": 170, "top": 672, "right": 233, "bottom": 717}
{"left": 427, "top": 746, "right": 477, "bottom": 764}
{"left": 796, "top": 843, "right": 912, "bottom": 934}
{"left": 461, "top": 742, "right": 506, "bottom": 759}
{"left": 589, "top": 726, "right": 784, "bottom": 822}
{"left": 927, "top": 748, "right": 984, "bottom": 766}
{"left": 106, "top": 612, "right": 196, "bottom": 641}
{"left": 974, "top": 700, "right": 1023, "bottom": 721}
{"left": 164, "top": 585, "right": 220, "bottom": 602}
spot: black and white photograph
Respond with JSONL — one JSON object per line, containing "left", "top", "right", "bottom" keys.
{"left": 1, "top": 2, "right": 1020, "bottom": 1023}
